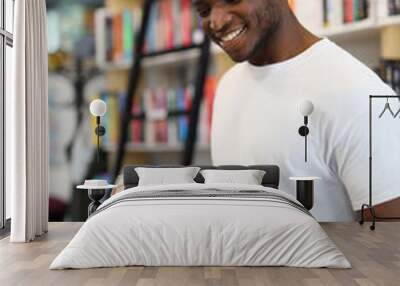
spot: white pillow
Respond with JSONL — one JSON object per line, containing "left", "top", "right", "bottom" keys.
{"left": 200, "top": 169, "right": 266, "bottom": 185}
{"left": 135, "top": 167, "right": 201, "bottom": 186}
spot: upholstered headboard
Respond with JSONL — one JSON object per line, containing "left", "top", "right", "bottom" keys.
{"left": 123, "top": 165, "right": 280, "bottom": 189}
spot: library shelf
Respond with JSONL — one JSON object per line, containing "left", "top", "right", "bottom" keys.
{"left": 97, "top": 15, "right": 400, "bottom": 72}
{"left": 377, "top": 15, "right": 400, "bottom": 27}
{"left": 98, "top": 61, "right": 132, "bottom": 71}
{"left": 317, "top": 18, "right": 378, "bottom": 40}
{"left": 98, "top": 43, "right": 222, "bottom": 71}
{"left": 104, "top": 143, "right": 210, "bottom": 153}
{"left": 98, "top": 14, "right": 400, "bottom": 73}
{"left": 314, "top": 15, "right": 400, "bottom": 41}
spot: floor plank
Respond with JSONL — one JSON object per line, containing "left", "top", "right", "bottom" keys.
{"left": 0, "top": 222, "right": 399, "bottom": 286}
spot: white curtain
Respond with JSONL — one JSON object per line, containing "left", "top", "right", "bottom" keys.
{"left": 7, "top": 0, "right": 49, "bottom": 242}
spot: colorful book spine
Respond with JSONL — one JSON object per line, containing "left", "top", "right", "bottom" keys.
{"left": 353, "top": 0, "right": 360, "bottom": 21}
{"left": 167, "top": 89, "right": 179, "bottom": 145}
{"left": 323, "top": 0, "right": 329, "bottom": 27}
{"left": 181, "top": 0, "right": 192, "bottom": 46}
{"left": 131, "top": 98, "right": 139, "bottom": 144}
{"left": 123, "top": 10, "right": 133, "bottom": 62}
{"left": 172, "top": 0, "right": 182, "bottom": 47}
{"left": 164, "top": 0, "right": 174, "bottom": 49}
{"left": 343, "top": 0, "right": 354, "bottom": 23}
{"left": 113, "top": 13, "right": 123, "bottom": 62}
{"left": 95, "top": 9, "right": 107, "bottom": 67}
{"left": 177, "top": 87, "right": 187, "bottom": 142}
{"left": 105, "top": 15, "right": 113, "bottom": 62}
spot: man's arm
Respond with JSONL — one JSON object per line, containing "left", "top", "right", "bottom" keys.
{"left": 332, "top": 88, "right": 400, "bottom": 219}
{"left": 361, "top": 198, "right": 400, "bottom": 220}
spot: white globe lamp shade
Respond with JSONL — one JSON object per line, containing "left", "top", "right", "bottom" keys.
{"left": 90, "top": 99, "right": 107, "bottom": 117}
{"left": 299, "top": 100, "right": 314, "bottom": 116}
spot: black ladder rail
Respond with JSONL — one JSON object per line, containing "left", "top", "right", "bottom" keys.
{"left": 183, "top": 37, "right": 211, "bottom": 165}
{"left": 111, "top": 0, "right": 154, "bottom": 181}
{"left": 111, "top": 0, "right": 211, "bottom": 180}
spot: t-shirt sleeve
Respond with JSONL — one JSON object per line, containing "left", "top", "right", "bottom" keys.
{"left": 334, "top": 91, "right": 400, "bottom": 211}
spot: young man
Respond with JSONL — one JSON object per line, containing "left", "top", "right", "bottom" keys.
{"left": 194, "top": 0, "right": 400, "bottom": 221}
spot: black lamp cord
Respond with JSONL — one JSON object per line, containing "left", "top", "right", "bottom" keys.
{"left": 305, "top": 134, "right": 307, "bottom": 162}
{"left": 96, "top": 116, "right": 100, "bottom": 164}
{"left": 304, "top": 116, "right": 308, "bottom": 162}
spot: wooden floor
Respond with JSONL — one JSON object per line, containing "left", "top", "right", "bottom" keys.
{"left": 0, "top": 222, "right": 399, "bottom": 286}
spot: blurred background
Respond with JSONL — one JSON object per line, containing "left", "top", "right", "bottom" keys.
{"left": 46, "top": 0, "right": 400, "bottom": 221}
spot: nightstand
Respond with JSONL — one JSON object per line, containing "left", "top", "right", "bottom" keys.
{"left": 77, "top": 180, "right": 116, "bottom": 216}
{"left": 289, "top": 177, "right": 320, "bottom": 210}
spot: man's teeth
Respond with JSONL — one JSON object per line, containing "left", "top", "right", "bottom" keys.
{"left": 220, "top": 27, "right": 245, "bottom": 42}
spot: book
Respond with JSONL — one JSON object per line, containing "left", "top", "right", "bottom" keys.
{"left": 343, "top": 0, "right": 354, "bottom": 23}
{"left": 105, "top": 15, "right": 113, "bottom": 62}
{"left": 181, "top": 0, "right": 192, "bottom": 47}
{"left": 95, "top": 9, "right": 107, "bottom": 67}
{"left": 164, "top": 0, "right": 174, "bottom": 49}
{"left": 177, "top": 87, "right": 187, "bottom": 142}
{"left": 113, "top": 13, "right": 124, "bottom": 62}
{"left": 123, "top": 10, "right": 134, "bottom": 62}
{"left": 131, "top": 96, "right": 142, "bottom": 144}
{"left": 167, "top": 89, "right": 179, "bottom": 146}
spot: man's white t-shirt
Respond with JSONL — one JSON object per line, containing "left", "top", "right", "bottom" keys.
{"left": 211, "top": 38, "right": 400, "bottom": 221}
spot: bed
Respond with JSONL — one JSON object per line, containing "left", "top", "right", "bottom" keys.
{"left": 50, "top": 165, "right": 350, "bottom": 269}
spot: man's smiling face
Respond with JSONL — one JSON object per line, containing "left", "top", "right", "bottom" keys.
{"left": 194, "top": 0, "right": 284, "bottom": 63}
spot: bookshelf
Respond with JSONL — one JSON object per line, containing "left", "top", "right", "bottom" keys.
{"left": 294, "top": 0, "right": 400, "bottom": 35}
{"left": 104, "top": 142, "right": 210, "bottom": 153}
{"left": 289, "top": 0, "right": 400, "bottom": 81}
{"left": 94, "top": 0, "right": 400, "bottom": 169}
{"left": 99, "top": 43, "right": 223, "bottom": 71}
{"left": 96, "top": 1, "right": 400, "bottom": 69}
{"left": 313, "top": 14, "right": 400, "bottom": 43}
{"left": 95, "top": 0, "right": 215, "bottom": 171}
{"left": 378, "top": 14, "right": 400, "bottom": 26}
{"left": 319, "top": 18, "right": 377, "bottom": 39}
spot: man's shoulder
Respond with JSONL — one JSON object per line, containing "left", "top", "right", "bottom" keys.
{"left": 314, "top": 40, "right": 394, "bottom": 99}
{"left": 321, "top": 40, "right": 383, "bottom": 84}
{"left": 217, "top": 63, "right": 247, "bottom": 87}
{"left": 214, "top": 63, "right": 251, "bottom": 102}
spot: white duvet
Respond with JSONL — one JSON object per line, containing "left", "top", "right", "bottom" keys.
{"left": 50, "top": 183, "right": 351, "bottom": 269}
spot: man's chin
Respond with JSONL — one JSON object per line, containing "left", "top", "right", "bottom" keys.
{"left": 223, "top": 50, "right": 249, "bottom": 63}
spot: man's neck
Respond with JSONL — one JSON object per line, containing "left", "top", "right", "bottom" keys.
{"left": 248, "top": 14, "right": 321, "bottom": 66}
